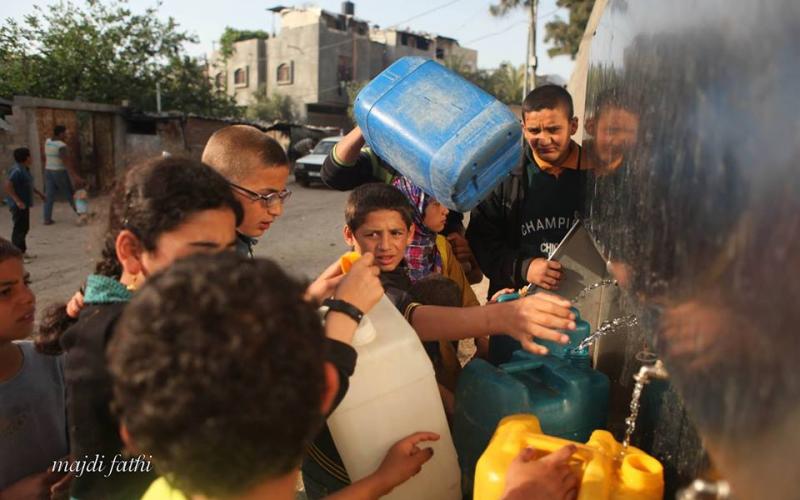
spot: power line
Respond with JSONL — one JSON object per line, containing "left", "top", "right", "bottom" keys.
{"left": 386, "top": 0, "right": 466, "bottom": 29}
{"left": 462, "top": 7, "right": 560, "bottom": 46}
{"left": 464, "top": 20, "right": 527, "bottom": 45}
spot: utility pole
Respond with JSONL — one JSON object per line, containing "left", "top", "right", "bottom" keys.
{"left": 523, "top": 0, "right": 538, "bottom": 99}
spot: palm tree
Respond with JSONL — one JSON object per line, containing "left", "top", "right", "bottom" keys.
{"left": 490, "top": 63, "right": 525, "bottom": 104}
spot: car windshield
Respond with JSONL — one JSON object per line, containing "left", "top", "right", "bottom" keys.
{"left": 311, "top": 140, "right": 336, "bottom": 155}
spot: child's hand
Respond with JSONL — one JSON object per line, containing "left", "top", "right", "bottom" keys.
{"left": 305, "top": 258, "right": 346, "bottom": 305}
{"left": 490, "top": 288, "right": 517, "bottom": 303}
{"left": 49, "top": 468, "right": 73, "bottom": 500}
{"left": 526, "top": 258, "right": 563, "bottom": 290}
{"left": 371, "top": 431, "right": 440, "bottom": 496}
{"left": 0, "top": 467, "right": 67, "bottom": 500}
{"left": 66, "top": 290, "right": 85, "bottom": 319}
{"left": 502, "top": 445, "right": 579, "bottom": 500}
{"left": 498, "top": 292, "right": 575, "bottom": 356}
{"left": 446, "top": 232, "right": 473, "bottom": 264}
{"left": 334, "top": 253, "right": 383, "bottom": 314}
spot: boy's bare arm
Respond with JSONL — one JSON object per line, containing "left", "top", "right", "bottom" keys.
{"left": 411, "top": 293, "right": 575, "bottom": 356}
{"left": 4, "top": 180, "right": 23, "bottom": 208}
{"left": 332, "top": 126, "right": 367, "bottom": 165}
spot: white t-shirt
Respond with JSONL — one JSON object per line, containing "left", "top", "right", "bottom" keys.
{"left": 44, "top": 139, "right": 67, "bottom": 171}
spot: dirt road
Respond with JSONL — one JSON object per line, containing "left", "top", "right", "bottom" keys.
{"left": 1, "top": 176, "right": 487, "bottom": 324}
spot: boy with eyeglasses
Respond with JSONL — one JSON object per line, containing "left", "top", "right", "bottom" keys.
{"left": 202, "top": 125, "right": 291, "bottom": 258}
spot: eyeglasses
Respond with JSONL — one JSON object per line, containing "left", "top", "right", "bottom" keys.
{"left": 229, "top": 182, "right": 292, "bottom": 208}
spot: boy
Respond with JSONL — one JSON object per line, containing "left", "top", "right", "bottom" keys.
{"left": 202, "top": 125, "right": 291, "bottom": 257}
{"left": 303, "top": 182, "right": 577, "bottom": 495}
{"left": 0, "top": 238, "right": 70, "bottom": 499}
{"left": 4, "top": 148, "right": 45, "bottom": 258}
{"left": 108, "top": 253, "right": 438, "bottom": 500}
{"left": 321, "top": 126, "right": 483, "bottom": 284}
{"left": 467, "top": 85, "right": 585, "bottom": 298}
{"left": 582, "top": 88, "right": 640, "bottom": 174}
{"left": 342, "top": 183, "right": 574, "bottom": 348}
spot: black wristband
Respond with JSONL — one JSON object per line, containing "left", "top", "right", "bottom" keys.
{"left": 323, "top": 298, "right": 364, "bottom": 323}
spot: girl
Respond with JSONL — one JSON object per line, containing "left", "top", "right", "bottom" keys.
{"left": 391, "top": 176, "right": 488, "bottom": 405}
{"left": 391, "top": 176, "right": 480, "bottom": 308}
{"left": 42, "top": 157, "right": 243, "bottom": 500}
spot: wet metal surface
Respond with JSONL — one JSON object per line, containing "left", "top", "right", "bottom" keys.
{"left": 581, "top": 1, "right": 800, "bottom": 498}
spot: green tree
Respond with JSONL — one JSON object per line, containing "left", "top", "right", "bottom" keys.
{"left": 489, "top": 0, "right": 596, "bottom": 59}
{"left": 218, "top": 27, "right": 269, "bottom": 60}
{"left": 489, "top": 62, "right": 525, "bottom": 104}
{"left": 246, "top": 86, "right": 299, "bottom": 123}
{"left": 346, "top": 81, "right": 367, "bottom": 122}
{"left": 0, "top": 0, "right": 239, "bottom": 116}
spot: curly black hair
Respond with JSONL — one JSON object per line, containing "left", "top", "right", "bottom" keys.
{"left": 108, "top": 253, "right": 327, "bottom": 498}
{"left": 35, "top": 157, "right": 244, "bottom": 355}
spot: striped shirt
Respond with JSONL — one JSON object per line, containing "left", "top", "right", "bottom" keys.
{"left": 44, "top": 138, "right": 67, "bottom": 171}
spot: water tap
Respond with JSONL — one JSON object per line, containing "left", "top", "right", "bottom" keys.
{"left": 634, "top": 359, "right": 669, "bottom": 384}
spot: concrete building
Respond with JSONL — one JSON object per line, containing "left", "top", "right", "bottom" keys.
{"left": 265, "top": 5, "right": 388, "bottom": 126}
{"left": 208, "top": 2, "right": 478, "bottom": 127}
{"left": 209, "top": 38, "right": 268, "bottom": 107}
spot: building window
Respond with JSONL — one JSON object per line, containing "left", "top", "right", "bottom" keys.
{"left": 277, "top": 62, "right": 293, "bottom": 85}
{"left": 337, "top": 56, "right": 353, "bottom": 83}
{"left": 436, "top": 48, "right": 445, "bottom": 60}
{"left": 214, "top": 72, "right": 225, "bottom": 89}
{"left": 417, "top": 38, "right": 431, "bottom": 51}
{"left": 234, "top": 67, "right": 248, "bottom": 88}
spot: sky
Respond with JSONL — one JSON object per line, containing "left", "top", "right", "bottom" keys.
{"left": 5, "top": 0, "right": 576, "bottom": 81}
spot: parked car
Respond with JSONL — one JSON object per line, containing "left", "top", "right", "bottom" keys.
{"left": 293, "top": 136, "right": 342, "bottom": 187}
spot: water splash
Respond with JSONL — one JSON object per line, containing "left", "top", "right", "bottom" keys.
{"left": 620, "top": 377, "right": 646, "bottom": 458}
{"left": 574, "top": 314, "right": 639, "bottom": 351}
{"left": 619, "top": 360, "right": 669, "bottom": 460}
{"left": 571, "top": 279, "right": 618, "bottom": 304}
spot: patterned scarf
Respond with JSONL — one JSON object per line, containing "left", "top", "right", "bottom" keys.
{"left": 392, "top": 176, "right": 443, "bottom": 283}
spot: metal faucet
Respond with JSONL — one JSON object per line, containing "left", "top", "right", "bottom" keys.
{"left": 634, "top": 359, "right": 669, "bottom": 383}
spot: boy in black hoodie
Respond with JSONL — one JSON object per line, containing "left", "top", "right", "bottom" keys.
{"left": 466, "top": 85, "right": 585, "bottom": 365}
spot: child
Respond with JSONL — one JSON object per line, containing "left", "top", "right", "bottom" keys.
{"left": 107, "top": 253, "right": 439, "bottom": 500}
{"left": 392, "top": 175, "right": 488, "bottom": 363}
{"left": 302, "top": 182, "right": 577, "bottom": 495}
{"left": 4, "top": 147, "right": 45, "bottom": 258}
{"left": 342, "top": 183, "right": 574, "bottom": 347}
{"left": 201, "top": 125, "right": 291, "bottom": 257}
{"left": 391, "top": 176, "right": 479, "bottom": 305}
{"left": 583, "top": 88, "right": 640, "bottom": 175}
{"left": 321, "top": 126, "right": 483, "bottom": 284}
{"left": 0, "top": 237, "right": 70, "bottom": 498}
{"left": 49, "top": 157, "right": 244, "bottom": 500}
{"left": 466, "top": 85, "right": 585, "bottom": 363}
{"left": 73, "top": 186, "right": 90, "bottom": 226}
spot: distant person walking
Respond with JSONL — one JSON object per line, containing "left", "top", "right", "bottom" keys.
{"left": 43, "top": 125, "right": 83, "bottom": 225}
{"left": 4, "top": 148, "right": 45, "bottom": 259}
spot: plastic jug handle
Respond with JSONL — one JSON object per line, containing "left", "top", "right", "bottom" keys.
{"left": 499, "top": 358, "right": 545, "bottom": 374}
